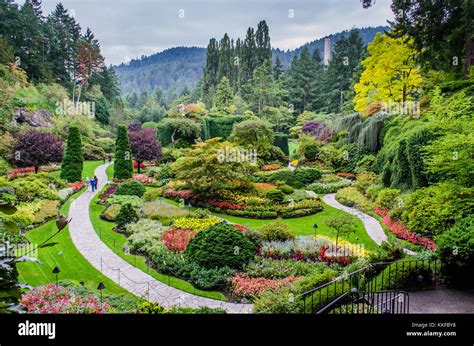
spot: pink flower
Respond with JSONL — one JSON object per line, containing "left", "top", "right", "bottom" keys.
{"left": 228, "top": 275, "right": 298, "bottom": 299}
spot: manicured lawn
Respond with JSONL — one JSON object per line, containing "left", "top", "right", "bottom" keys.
{"left": 106, "top": 164, "right": 114, "bottom": 180}
{"left": 16, "top": 190, "right": 135, "bottom": 298}
{"left": 89, "top": 188, "right": 227, "bottom": 301}
{"left": 51, "top": 160, "right": 104, "bottom": 181}
{"left": 164, "top": 198, "right": 378, "bottom": 251}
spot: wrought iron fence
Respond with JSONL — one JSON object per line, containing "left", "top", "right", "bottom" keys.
{"left": 301, "top": 259, "right": 440, "bottom": 314}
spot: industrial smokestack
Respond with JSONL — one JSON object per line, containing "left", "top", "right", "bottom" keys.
{"left": 324, "top": 37, "right": 331, "bottom": 65}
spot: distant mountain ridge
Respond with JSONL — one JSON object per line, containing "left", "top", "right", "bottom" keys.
{"left": 114, "top": 26, "right": 389, "bottom": 96}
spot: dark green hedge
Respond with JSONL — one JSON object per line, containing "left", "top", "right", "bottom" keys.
{"left": 273, "top": 132, "right": 289, "bottom": 155}
{"left": 201, "top": 115, "right": 243, "bottom": 140}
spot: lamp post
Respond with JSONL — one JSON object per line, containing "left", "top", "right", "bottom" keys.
{"left": 97, "top": 282, "right": 105, "bottom": 309}
{"left": 312, "top": 223, "right": 318, "bottom": 237}
{"left": 52, "top": 266, "right": 60, "bottom": 285}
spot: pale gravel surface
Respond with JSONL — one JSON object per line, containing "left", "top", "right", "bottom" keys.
{"left": 68, "top": 163, "right": 253, "bottom": 313}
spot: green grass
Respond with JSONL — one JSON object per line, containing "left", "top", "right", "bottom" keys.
{"left": 16, "top": 190, "right": 136, "bottom": 298}
{"left": 106, "top": 164, "right": 114, "bottom": 180}
{"left": 51, "top": 160, "right": 104, "bottom": 181}
{"left": 164, "top": 198, "right": 378, "bottom": 251}
{"left": 288, "top": 139, "right": 298, "bottom": 159}
{"left": 89, "top": 188, "right": 227, "bottom": 301}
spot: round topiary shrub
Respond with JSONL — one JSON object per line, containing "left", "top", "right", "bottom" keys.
{"left": 185, "top": 223, "right": 256, "bottom": 269}
{"left": 115, "top": 181, "right": 146, "bottom": 197}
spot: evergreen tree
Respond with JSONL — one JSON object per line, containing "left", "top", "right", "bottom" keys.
{"left": 217, "top": 33, "right": 233, "bottom": 82}
{"left": 273, "top": 56, "right": 284, "bottom": 80}
{"left": 255, "top": 20, "right": 272, "bottom": 66}
{"left": 249, "top": 60, "right": 280, "bottom": 115}
{"left": 47, "top": 3, "right": 81, "bottom": 87}
{"left": 287, "top": 47, "right": 318, "bottom": 113}
{"left": 60, "top": 126, "right": 83, "bottom": 182}
{"left": 319, "top": 29, "right": 365, "bottom": 113}
{"left": 114, "top": 125, "right": 133, "bottom": 180}
{"left": 214, "top": 76, "right": 233, "bottom": 110}
{"left": 241, "top": 27, "right": 257, "bottom": 83}
{"left": 391, "top": 0, "right": 473, "bottom": 78}
{"left": 203, "top": 38, "right": 219, "bottom": 93}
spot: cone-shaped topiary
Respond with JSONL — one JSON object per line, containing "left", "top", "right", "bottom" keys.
{"left": 114, "top": 125, "right": 133, "bottom": 179}
{"left": 60, "top": 126, "right": 83, "bottom": 182}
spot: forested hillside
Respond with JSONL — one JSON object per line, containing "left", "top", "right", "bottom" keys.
{"left": 114, "top": 26, "right": 387, "bottom": 96}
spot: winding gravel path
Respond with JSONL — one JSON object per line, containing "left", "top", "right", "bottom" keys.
{"left": 322, "top": 193, "right": 387, "bottom": 245}
{"left": 68, "top": 163, "right": 252, "bottom": 313}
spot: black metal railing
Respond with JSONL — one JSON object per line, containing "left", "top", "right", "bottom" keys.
{"left": 316, "top": 289, "right": 409, "bottom": 314}
{"left": 301, "top": 259, "right": 440, "bottom": 314}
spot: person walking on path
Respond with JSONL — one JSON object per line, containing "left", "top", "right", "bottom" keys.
{"left": 108, "top": 155, "right": 112, "bottom": 163}
{"left": 90, "top": 177, "right": 96, "bottom": 192}
{"left": 93, "top": 175, "right": 99, "bottom": 191}
{"left": 85, "top": 177, "right": 91, "bottom": 193}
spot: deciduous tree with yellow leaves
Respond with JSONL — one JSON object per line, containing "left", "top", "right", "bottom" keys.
{"left": 353, "top": 33, "right": 422, "bottom": 116}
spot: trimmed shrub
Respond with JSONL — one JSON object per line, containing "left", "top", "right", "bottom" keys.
{"left": 83, "top": 143, "right": 106, "bottom": 160}
{"left": 116, "top": 203, "right": 138, "bottom": 227}
{"left": 143, "top": 188, "right": 163, "bottom": 201}
{"left": 185, "top": 223, "right": 256, "bottom": 269}
{"left": 100, "top": 204, "right": 121, "bottom": 221}
{"left": 255, "top": 219, "right": 295, "bottom": 241}
{"left": 252, "top": 286, "right": 303, "bottom": 314}
{"left": 115, "top": 181, "right": 146, "bottom": 197}
{"left": 375, "top": 188, "right": 400, "bottom": 209}
{"left": 60, "top": 126, "right": 83, "bottom": 182}
{"left": 264, "top": 189, "right": 285, "bottom": 203}
{"left": 114, "top": 125, "right": 133, "bottom": 180}
{"left": 273, "top": 132, "right": 289, "bottom": 155}
{"left": 278, "top": 184, "right": 294, "bottom": 194}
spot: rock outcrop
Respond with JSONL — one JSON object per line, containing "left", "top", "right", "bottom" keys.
{"left": 12, "top": 107, "right": 54, "bottom": 128}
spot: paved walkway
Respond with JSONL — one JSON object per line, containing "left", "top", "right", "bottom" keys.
{"left": 409, "top": 287, "right": 474, "bottom": 313}
{"left": 322, "top": 193, "right": 416, "bottom": 255}
{"left": 68, "top": 163, "right": 252, "bottom": 313}
{"left": 323, "top": 193, "right": 387, "bottom": 245}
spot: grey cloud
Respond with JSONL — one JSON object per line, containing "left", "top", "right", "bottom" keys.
{"left": 39, "top": 0, "right": 393, "bottom": 65}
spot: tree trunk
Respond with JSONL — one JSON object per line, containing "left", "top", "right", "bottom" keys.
{"left": 34, "top": 165, "right": 39, "bottom": 174}
{"left": 464, "top": 37, "right": 473, "bottom": 79}
{"left": 137, "top": 161, "right": 141, "bottom": 174}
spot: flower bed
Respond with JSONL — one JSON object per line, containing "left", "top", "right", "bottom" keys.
{"left": 229, "top": 275, "right": 298, "bottom": 299}
{"left": 132, "top": 174, "right": 156, "bottom": 185}
{"left": 172, "top": 217, "right": 221, "bottom": 232}
{"left": 21, "top": 284, "right": 110, "bottom": 313}
{"left": 164, "top": 189, "right": 199, "bottom": 200}
{"left": 204, "top": 199, "right": 245, "bottom": 210}
{"left": 257, "top": 237, "right": 356, "bottom": 265}
{"left": 7, "top": 167, "right": 36, "bottom": 179}
{"left": 67, "top": 181, "right": 84, "bottom": 192}
{"left": 374, "top": 207, "right": 436, "bottom": 251}
{"left": 99, "top": 184, "right": 117, "bottom": 200}
{"left": 162, "top": 228, "right": 196, "bottom": 253}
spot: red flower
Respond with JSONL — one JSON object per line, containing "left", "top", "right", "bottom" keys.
{"left": 374, "top": 207, "right": 436, "bottom": 251}
{"left": 204, "top": 199, "right": 245, "bottom": 210}
{"left": 162, "top": 229, "right": 196, "bottom": 253}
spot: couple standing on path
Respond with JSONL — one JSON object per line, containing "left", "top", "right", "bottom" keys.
{"left": 86, "top": 175, "right": 99, "bottom": 192}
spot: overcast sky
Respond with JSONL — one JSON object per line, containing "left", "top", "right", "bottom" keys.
{"left": 37, "top": 0, "right": 393, "bottom": 65}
